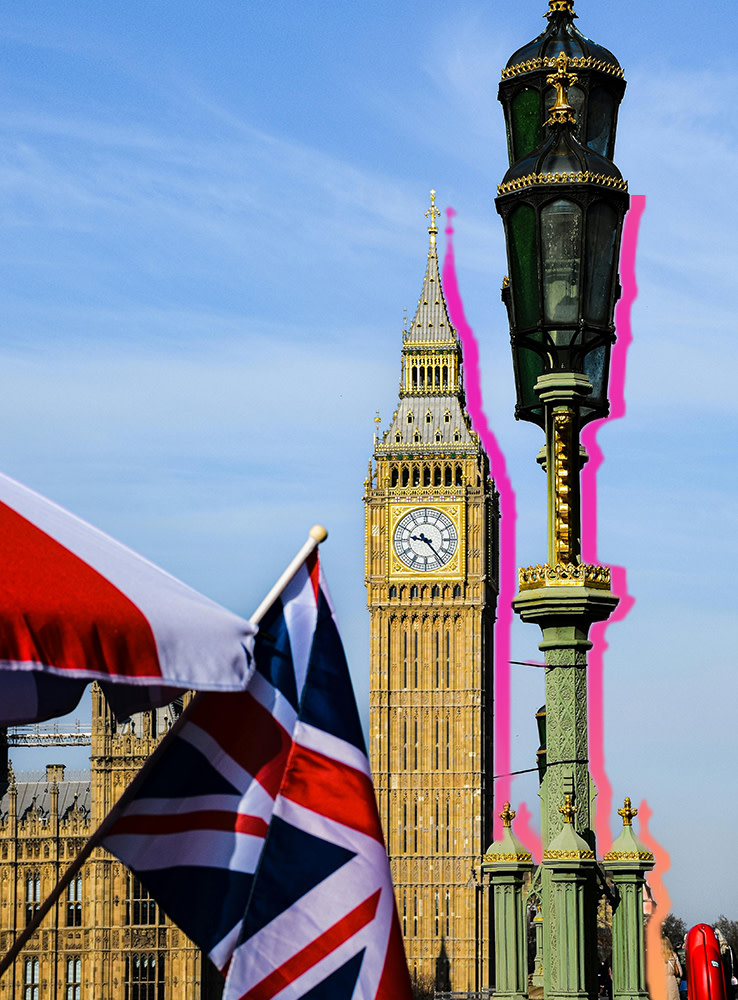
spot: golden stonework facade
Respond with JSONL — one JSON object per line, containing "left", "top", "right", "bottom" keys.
{"left": 365, "top": 194, "right": 499, "bottom": 991}
{"left": 0, "top": 688, "right": 222, "bottom": 999}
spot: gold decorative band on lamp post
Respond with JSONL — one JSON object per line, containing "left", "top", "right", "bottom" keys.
{"left": 551, "top": 408, "right": 577, "bottom": 564}
{"left": 518, "top": 562, "right": 611, "bottom": 591}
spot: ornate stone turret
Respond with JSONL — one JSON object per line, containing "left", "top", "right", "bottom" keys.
{"left": 378, "top": 190, "right": 476, "bottom": 458}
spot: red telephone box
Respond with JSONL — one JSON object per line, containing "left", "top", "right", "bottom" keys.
{"left": 686, "top": 924, "right": 727, "bottom": 1000}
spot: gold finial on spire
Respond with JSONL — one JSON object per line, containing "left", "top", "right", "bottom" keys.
{"left": 425, "top": 189, "right": 440, "bottom": 248}
{"left": 618, "top": 797, "right": 638, "bottom": 827}
{"left": 545, "top": 0, "right": 576, "bottom": 18}
{"left": 544, "top": 52, "right": 578, "bottom": 126}
{"left": 500, "top": 802, "right": 516, "bottom": 828}
{"left": 559, "top": 794, "right": 577, "bottom": 824}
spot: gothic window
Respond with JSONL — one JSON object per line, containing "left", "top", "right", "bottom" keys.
{"left": 403, "top": 631, "right": 408, "bottom": 688}
{"left": 419, "top": 367, "right": 425, "bottom": 388}
{"left": 25, "top": 873, "right": 40, "bottom": 925}
{"left": 66, "top": 958, "right": 81, "bottom": 1000}
{"left": 413, "top": 431, "right": 421, "bottom": 443}
{"left": 402, "top": 466, "right": 410, "bottom": 486}
{"left": 425, "top": 411, "right": 432, "bottom": 423}
{"left": 435, "top": 630, "right": 440, "bottom": 687}
{"left": 410, "top": 585, "right": 419, "bottom": 599}
{"left": 454, "top": 429, "right": 460, "bottom": 442}
{"left": 434, "top": 719, "right": 439, "bottom": 770}
{"left": 435, "top": 365, "right": 441, "bottom": 388}
{"left": 413, "top": 801, "right": 418, "bottom": 851}
{"left": 431, "top": 585, "right": 440, "bottom": 598}
{"left": 413, "top": 630, "right": 419, "bottom": 687}
{"left": 66, "top": 873, "right": 82, "bottom": 926}
{"left": 455, "top": 463, "right": 462, "bottom": 484}
{"left": 24, "top": 959, "right": 39, "bottom": 1000}
{"left": 407, "top": 411, "right": 413, "bottom": 423}
{"left": 442, "top": 365, "right": 449, "bottom": 388}
{"left": 395, "top": 432, "right": 401, "bottom": 443}
{"left": 402, "top": 802, "right": 408, "bottom": 852}
{"left": 445, "top": 799, "right": 450, "bottom": 852}
{"left": 435, "top": 799, "right": 440, "bottom": 852}
{"left": 402, "top": 720, "right": 407, "bottom": 769}
{"left": 453, "top": 584, "right": 462, "bottom": 598}
{"left": 389, "top": 585, "right": 397, "bottom": 599}
{"left": 435, "top": 431, "right": 442, "bottom": 443}
{"left": 434, "top": 465, "right": 442, "bottom": 486}
{"left": 412, "top": 366, "right": 418, "bottom": 388}
{"left": 444, "top": 410, "right": 451, "bottom": 423}
{"left": 413, "top": 891, "right": 418, "bottom": 935}
{"left": 391, "top": 467, "right": 399, "bottom": 486}
{"left": 446, "top": 890, "right": 451, "bottom": 936}
{"left": 423, "top": 465, "right": 431, "bottom": 486}
{"left": 125, "top": 953, "right": 164, "bottom": 1000}
{"left": 435, "top": 889, "right": 440, "bottom": 935}
{"left": 126, "top": 874, "right": 159, "bottom": 926}
{"left": 444, "top": 464, "right": 452, "bottom": 486}
{"left": 412, "top": 464, "right": 420, "bottom": 484}
{"left": 446, "top": 629, "right": 451, "bottom": 688}
{"left": 402, "top": 892, "right": 407, "bottom": 936}
{"left": 414, "top": 718, "right": 419, "bottom": 770}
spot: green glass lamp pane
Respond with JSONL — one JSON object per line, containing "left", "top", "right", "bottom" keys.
{"left": 583, "top": 201, "right": 618, "bottom": 325}
{"left": 517, "top": 346, "right": 545, "bottom": 409}
{"left": 511, "top": 88, "right": 541, "bottom": 161}
{"left": 509, "top": 203, "right": 539, "bottom": 330}
{"left": 541, "top": 199, "right": 582, "bottom": 326}
{"left": 586, "top": 87, "right": 615, "bottom": 158}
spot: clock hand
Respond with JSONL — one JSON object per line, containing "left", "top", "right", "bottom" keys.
{"left": 411, "top": 533, "right": 442, "bottom": 559}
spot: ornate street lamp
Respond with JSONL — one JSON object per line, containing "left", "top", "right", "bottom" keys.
{"left": 496, "top": 51, "right": 629, "bottom": 563}
{"left": 483, "top": 6, "right": 652, "bottom": 1000}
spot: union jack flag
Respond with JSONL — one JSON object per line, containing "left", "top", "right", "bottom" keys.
{"left": 103, "top": 552, "right": 412, "bottom": 999}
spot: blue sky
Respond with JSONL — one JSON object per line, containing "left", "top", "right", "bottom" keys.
{"left": 3, "top": 1, "right": 736, "bottom": 925}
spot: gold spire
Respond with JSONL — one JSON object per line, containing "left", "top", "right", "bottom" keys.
{"left": 618, "top": 797, "right": 638, "bottom": 827}
{"left": 425, "top": 189, "right": 440, "bottom": 250}
{"left": 500, "top": 802, "right": 516, "bottom": 828}
{"left": 545, "top": 0, "right": 576, "bottom": 17}
{"left": 544, "top": 52, "right": 578, "bottom": 126}
{"left": 559, "top": 794, "right": 577, "bottom": 824}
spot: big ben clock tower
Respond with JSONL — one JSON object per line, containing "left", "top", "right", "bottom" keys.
{"left": 365, "top": 192, "right": 499, "bottom": 991}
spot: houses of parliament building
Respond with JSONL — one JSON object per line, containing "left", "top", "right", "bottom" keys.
{"left": 0, "top": 689, "right": 222, "bottom": 999}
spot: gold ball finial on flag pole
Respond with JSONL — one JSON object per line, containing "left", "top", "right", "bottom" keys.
{"left": 310, "top": 525, "right": 328, "bottom": 543}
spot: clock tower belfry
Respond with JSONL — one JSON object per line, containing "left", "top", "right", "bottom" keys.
{"left": 365, "top": 192, "right": 499, "bottom": 991}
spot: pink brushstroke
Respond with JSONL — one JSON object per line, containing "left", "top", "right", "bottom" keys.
{"left": 442, "top": 208, "right": 541, "bottom": 856}
{"left": 581, "top": 195, "right": 645, "bottom": 852}
{"left": 638, "top": 798, "right": 671, "bottom": 1000}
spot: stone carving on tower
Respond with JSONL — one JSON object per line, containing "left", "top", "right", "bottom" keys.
{"left": 364, "top": 192, "right": 499, "bottom": 991}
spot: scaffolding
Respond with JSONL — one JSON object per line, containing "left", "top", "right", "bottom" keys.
{"left": 7, "top": 721, "right": 91, "bottom": 747}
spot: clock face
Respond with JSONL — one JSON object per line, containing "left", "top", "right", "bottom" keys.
{"left": 393, "top": 508, "right": 458, "bottom": 572}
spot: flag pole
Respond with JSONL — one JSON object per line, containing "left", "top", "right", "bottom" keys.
{"left": 0, "top": 525, "right": 328, "bottom": 979}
